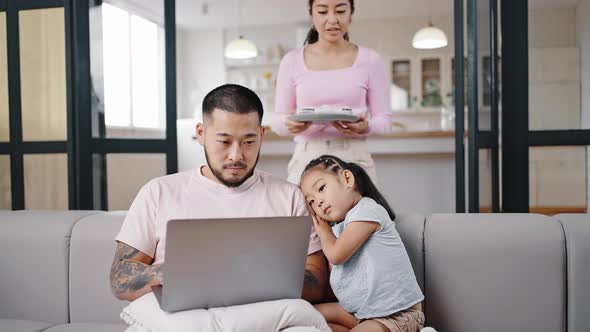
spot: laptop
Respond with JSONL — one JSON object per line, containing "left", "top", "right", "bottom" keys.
{"left": 152, "top": 216, "right": 312, "bottom": 312}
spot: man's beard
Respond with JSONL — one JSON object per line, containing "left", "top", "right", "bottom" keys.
{"left": 204, "top": 148, "right": 260, "bottom": 188}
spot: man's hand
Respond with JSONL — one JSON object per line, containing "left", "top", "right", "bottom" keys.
{"left": 110, "top": 241, "right": 163, "bottom": 301}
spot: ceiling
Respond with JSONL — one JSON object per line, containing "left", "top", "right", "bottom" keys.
{"left": 174, "top": 0, "right": 580, "bottom": 29}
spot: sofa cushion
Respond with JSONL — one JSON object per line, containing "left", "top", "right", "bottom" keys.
{"left": 69, "top": 212, "right": 128, "bottom": 324}
{"left": 394, "top": 211, "right": 425, "bottom": 292}
{"left": 0, "top": 319, "right": 53, "bottom": 332}
{"left": 554, "top": 214, "right": 590, "bottom": 332}
{"left": 0, "top": 211, "right": 99, "bottom": 324}
{"left": 424, "top": 213, "right": 566, "bottom": 332}
{"left": 41, "top": 323, "right": 126, "bottom": 332}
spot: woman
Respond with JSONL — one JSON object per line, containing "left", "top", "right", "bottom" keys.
{"left": 273, "top": 0, "right": 392, "bottom": 184}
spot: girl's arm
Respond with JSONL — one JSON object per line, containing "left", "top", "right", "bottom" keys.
{"left": 312, "top": 215, "right": 379, "bottom": 265}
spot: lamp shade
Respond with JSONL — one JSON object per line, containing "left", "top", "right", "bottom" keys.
{"left": 224, "top": 36, "right": 258, "bottom": 59}
{"left": 412, "top": 24, "right": 448, "bottom": 49}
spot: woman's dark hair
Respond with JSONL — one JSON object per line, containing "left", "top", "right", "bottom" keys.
{"left": 304, "top": 0, "right": 355, "bottom": 45}
{"left": 302, "top": 155, "right": 396, "bottom": 221}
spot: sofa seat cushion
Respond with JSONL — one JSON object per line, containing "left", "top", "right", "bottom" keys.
{"left": 41, "top": 323, "right": 127, "bottom": 332}
{"left": 0, "top": 319, "right": 54, "bottom": 332}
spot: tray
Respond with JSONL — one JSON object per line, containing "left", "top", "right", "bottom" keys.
{"left": 288, "top": 113, "right": 360, "bottom": 123}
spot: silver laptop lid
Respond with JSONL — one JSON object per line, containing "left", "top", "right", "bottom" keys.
{"left": 158, "top": 216, "right": 312, "bottom": 312}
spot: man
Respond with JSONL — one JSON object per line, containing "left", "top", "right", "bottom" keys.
{"left": 110, "top": 84, "right": 328, "bottom": 303}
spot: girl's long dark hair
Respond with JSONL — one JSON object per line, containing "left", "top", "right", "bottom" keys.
{"left": 303, "top": 155, "right": 396, "bottom": 221}
{"left": 304, "top": 0, "right": 355, "bottom": 45}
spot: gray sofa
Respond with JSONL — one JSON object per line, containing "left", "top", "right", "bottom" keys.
{"left": 0, "top": 210, "right": 588, "bottom": 332}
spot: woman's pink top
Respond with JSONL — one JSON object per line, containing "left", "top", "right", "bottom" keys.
{"left": 273, "top": 45, "right": 392, "bottom": 142}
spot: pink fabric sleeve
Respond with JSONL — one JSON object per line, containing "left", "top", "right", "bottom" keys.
{"left": 293, "top": 189, "right": 322, "bottom": 255}
{"left": 273, "top": 51, "right": 337, "bottom": 139}
{"left": 114, "top": 182, "right": 158, "bottom": 258}
{"left": 366, "top": 52, "right": 393, "bottom": 135}
{"left": 273, "top": 51, "right": 297, "bottom": 136}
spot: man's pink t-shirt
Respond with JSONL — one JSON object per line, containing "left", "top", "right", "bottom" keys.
{"left": 115, "top": 167, "right": 321, "bottom": 264}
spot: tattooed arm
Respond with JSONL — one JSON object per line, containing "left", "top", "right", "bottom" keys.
{"left": 302, "top": 250, "right": 329, "bottom": 304}
{"left": 110, "top": 241, "right": 163, "bottom": 301}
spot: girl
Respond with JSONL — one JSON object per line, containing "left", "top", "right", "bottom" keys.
{"left": 273, "top": 0, "right": 392, "bottom": 185}
{"left": 300, "top": 155, "right": 424, "bottom": 332}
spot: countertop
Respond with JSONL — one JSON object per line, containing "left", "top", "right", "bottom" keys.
{"left": 259, "top": 127, "right": 459, "bottom": 156}
{"left": 262, "top": 127, "right": 457, "bottom": 141}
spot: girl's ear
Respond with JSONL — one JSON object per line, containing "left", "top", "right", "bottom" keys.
{"left": 341, "top": 169, "right": 355, "bottom": 188}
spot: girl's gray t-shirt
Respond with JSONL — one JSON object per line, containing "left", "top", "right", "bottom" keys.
{"left": 330, "top": 197, "right": 424, "bottom": 319}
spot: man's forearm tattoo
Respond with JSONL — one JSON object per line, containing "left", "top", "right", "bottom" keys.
{"left": 110, "top": 244, "right": 160, "bottom": 297}
{"left": 304, "top": 270, "right": 321, "bottom": 289}
{"left": 111, "top": 260, "right": 152, "bottom": 294}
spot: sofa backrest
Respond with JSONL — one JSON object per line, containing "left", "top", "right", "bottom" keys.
{"left": 0, "top": 210, "right": 98, "bottom": 324}
{"left": 395, "top": 211, "right": 425, "bottom": 292}
{"left": 2, "top": 209, "right": 588, "bottom": 332}
{"left": 555, "top": 214, "right": 590, "bottom": 332}
{"left": 424, "top": 213, "right": 566, "bottom": 332}
{"left": 69, "top": 212, "right": 128, "bottom": 324}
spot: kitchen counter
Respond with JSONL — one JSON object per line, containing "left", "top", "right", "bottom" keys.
{"left": 262, "top": 128, "right": 457, "bottom": 140}
{"left": 261, "top": 128, "right": 458, "bottom": 156}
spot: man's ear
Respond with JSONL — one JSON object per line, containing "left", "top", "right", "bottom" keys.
{"left": 342, "top": 169, "right": 355, "bottom": 188}
{"left": 196, "top": 123, "right": 205, "bottom": 146}
{"left": 260, "top": 126, "right": 265, "bottom": 140}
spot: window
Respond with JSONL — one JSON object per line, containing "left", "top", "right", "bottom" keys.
{"left": 102, "top": 3, "right": 165, "bottom": 129}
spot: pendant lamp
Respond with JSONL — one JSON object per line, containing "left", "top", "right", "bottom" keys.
{"left": 412, "top": 22, "right": 448, "bottom": 49}
{"left": 224, "top": 0, "right": 257, "bottom": 59}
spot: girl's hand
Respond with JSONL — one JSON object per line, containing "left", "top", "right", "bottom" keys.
{"left": 286, "top": 118, "right": 312, "bottom": 134}
{"left": 311, "top": 211, "right": 332, "bottom": 236}
{"left": 331, "top": 118, "right": 369, "bottom": 136}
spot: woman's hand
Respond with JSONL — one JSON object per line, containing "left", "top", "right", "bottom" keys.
{"left": 331, "top": 119, "right": 369, "bottom": 137}
{"left": 286, "top": 118, "right": 312, "bottom": 134}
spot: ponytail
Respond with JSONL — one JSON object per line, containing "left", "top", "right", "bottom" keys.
{"left": 304, "top": 27, "right": 319, "bottom": 45}
{"left": 302, "top": 155, "right": 396, "bottom": 221}
{"left": 304, "top": 28, "right": 350, "bottom": 45}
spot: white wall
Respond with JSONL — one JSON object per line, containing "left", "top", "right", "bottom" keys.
{"left": 529, "top": 6, "right": 578, "bottom": 48}
{"left": 528, "top": 6, "right": 580, "bottom": 130}
{"left": 577, "top": 0, "right": 590, "bottom": 210}
{"left": 177, "top": 28, "right": 226, "bottom": 119}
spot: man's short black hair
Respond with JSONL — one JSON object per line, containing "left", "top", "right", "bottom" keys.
{"left": 202, "top": 84, "right": 263, "bottom": 124}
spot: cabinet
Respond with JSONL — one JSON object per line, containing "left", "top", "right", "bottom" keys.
{"left": 390, "top": 54, "right": 503, "bottom": 111}
{"left": 390, "top": 55, "right": 452, "bottom": 110}
{"left": 421, "top": 58, "right": 443, "bottom": 107}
